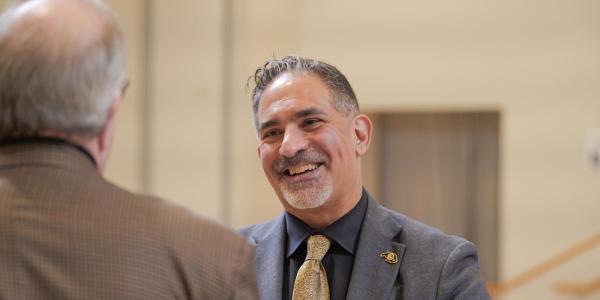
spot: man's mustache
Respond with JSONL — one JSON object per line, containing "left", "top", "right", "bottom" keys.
{"left": 273, "top": 150, "right": 327, "bottom": 173}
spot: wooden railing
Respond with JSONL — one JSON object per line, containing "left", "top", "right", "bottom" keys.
{"left": 555, "top": 277, "right": 600, "bottom": 296}
{"left": 487, "top": 233, "right": 600, "bottom": 297}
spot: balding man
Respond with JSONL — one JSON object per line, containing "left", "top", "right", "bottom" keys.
{"left": 0, "top": 1, "right": 258, "bottom": 299}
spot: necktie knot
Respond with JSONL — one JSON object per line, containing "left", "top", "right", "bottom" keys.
{"left": 306, "top": 234, "right": 330, "bottom": 261}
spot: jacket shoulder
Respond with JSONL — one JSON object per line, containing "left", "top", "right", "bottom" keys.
{"left": 132, "top": 194, "right": 260, "bottom": 299}
{"left": 382, "top": 205, "right": 468, "bottom": 251}
{"left": 238, "top": 214, "right": 284, "bottom": 244}
{"left": 378, "top": 206, "right": 487, "bottom": 298}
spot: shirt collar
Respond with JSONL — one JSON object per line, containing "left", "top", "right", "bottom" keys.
{"left": 284, "top": 189, "right": 368, "bottom": 258}
{"left": 0, "top": 136, "right": 97, "bottom": 167}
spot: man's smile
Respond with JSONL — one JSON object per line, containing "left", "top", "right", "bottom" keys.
{"left": 285, "top": 163, "right": 323, "bottom": 176}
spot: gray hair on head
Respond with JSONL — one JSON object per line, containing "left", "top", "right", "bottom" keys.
{"left": 0, "top": 0, "right": 126, "bottom": 140}
{"left": 249, "top": 55, "right": 359, "bottom": 127}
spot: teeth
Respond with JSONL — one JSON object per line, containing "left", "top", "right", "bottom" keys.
{"left": 288, "top": 163, "right": 319, "bottom": 176}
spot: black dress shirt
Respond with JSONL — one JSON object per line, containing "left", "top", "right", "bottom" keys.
{"left": 283, "top": 190, "right": 368, "bottom": 300}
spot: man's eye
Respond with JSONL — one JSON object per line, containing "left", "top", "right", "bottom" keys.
{"left": 304, "top": 119, "right": 322, "bottom": 127}
{"left": 262, "top": 129, "right": 281, "bottom": 139}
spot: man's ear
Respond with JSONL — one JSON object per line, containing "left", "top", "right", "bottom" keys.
{"left": 98, "top": 94, "right": 123, "bottom": 152}
{"left": 353, "top": 114, "right": 373, "bottom": 157}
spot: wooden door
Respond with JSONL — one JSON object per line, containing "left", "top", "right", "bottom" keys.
{"left": 363, "top": 112, "right": 499, "bottom": 281}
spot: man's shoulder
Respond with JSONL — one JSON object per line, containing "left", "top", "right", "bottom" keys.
{"left": 371, "top": 201, "right": 471, "bottom": 256}
{"left": 144, "top": 194, "right": 246, "bottom": 242}
{"left": 369, "top": 200, "right": 488, "bottom": 298}
{"left": 238, "top": 214, "right": 285, "bottom": 243}
{"left": 118, "top": 189, "right": 258, "bottom": 296}
{"left": 102, "top": 181, "right": 250, "bottom": 249}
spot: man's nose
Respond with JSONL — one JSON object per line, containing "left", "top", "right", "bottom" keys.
{"left": 279, "top": 127, "right": 308, "bottom": 158}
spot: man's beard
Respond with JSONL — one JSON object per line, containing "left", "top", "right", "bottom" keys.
{"left": 272, "top": 150, "right": 332, "bottom": 209}
{"left": 280, "top": 175, "right": 333, "bottom": 209}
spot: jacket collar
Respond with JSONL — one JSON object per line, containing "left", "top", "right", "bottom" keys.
{"left": 346, "top": 192, "right": 405, "bottom": 300}
{"left": 251, "top": 215, "right": 286, "bottom": 300}
{"left": 0, "top": 141, "right": 98, "bottom": 174}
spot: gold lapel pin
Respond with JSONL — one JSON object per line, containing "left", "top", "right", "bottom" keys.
{"left": 380, "top": 251, "right": 398, "bottom": 264}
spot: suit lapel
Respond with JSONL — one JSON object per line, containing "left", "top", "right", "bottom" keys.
{"left": 253, "top": 215, "right": 286, "bottom": 300}
{"left": 347, "top": 195, "right": 405, "bottom": 300}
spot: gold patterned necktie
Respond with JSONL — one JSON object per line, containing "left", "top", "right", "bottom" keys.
{"left": 292, "top": 234, "right": 331, "bottom": 300}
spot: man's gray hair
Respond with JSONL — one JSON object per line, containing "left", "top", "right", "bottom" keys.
{"left": 249, "top": 56, "right": 359, "bottom": 127}
{"left": 0, "top": 0, "right": 126, "bottom": 140}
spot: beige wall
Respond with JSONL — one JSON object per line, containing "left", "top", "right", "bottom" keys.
{"left": 104, "top": 0, "right": 146, "bottom": 192}
{"left": 104, "top": 0, "right": 227, "bottom": 220}
{"left": 16, "top": 1, "right": 597, "bottom": 299}
{"left": 145, "top": 0, "right": 226, "bottom": 219}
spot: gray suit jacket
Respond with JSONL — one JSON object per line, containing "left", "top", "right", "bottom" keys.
{"left": 240, "top": 192, "right": 489, "bottom": 300}
{"left": 0, "top": 142, "right": 258, "bottom": 300}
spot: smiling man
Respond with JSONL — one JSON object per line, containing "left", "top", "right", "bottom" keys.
{"left": 241, "top": 56, "right": 489, "bottom": 300}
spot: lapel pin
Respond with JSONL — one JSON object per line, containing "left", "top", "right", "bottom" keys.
{"left": 380, "top": 251, "right": 398, "bottom": 264}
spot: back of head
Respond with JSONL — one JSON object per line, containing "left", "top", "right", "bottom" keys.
{"left": 0, "top": 0, "right": 126, "bottom": 141}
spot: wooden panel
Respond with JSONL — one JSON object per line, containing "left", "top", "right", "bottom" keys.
{"left": 147, "top": 0, "right": 224, "bottom": 218}
{"left": 371, "top": 112, "right": 499, "bottom": 281}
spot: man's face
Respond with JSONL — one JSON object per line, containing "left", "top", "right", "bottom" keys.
{"left": 256, "top": 72, "right": 364, "bottom": 212}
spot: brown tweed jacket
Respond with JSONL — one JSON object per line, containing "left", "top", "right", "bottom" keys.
{"left": 0, "top": 141, "right": 258, "bottom": 300}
